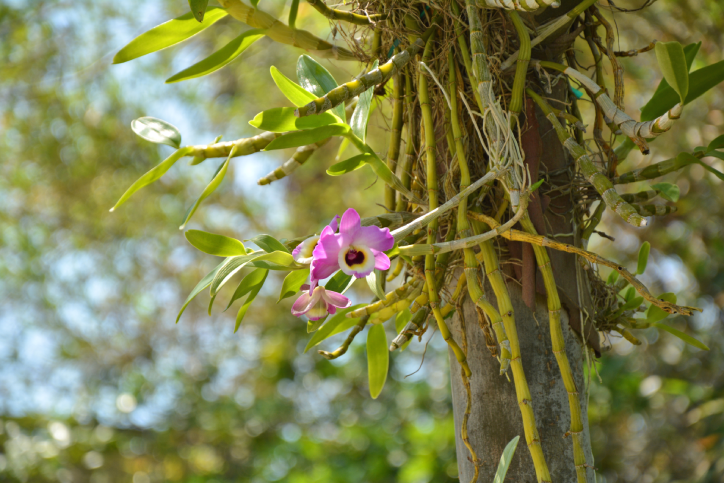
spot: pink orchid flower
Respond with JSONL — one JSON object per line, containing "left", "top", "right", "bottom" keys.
{"left": 292, "top": 215, "right": 340, "bottom": 265}
{"left": 291, "top": 283, "right": 351, "bottom": 321}
{"left": 311, "top": 208, "right": 395, "bottom": 280}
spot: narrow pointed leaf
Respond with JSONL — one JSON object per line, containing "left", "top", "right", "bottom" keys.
{"left": 636, "top": 241, "right": 651, "bottom": 275}
{"left": 210, "top": 253, "right": 263, "bottom": 296}
{"left": 250, "top": 234, "right": 290, "bottom": 253}
{"left": 180, "top": 156, "right": 230, "bottom": 229}
{"left": 177, "top": 259, "right": 227, "bottom": 323}
{"left": 621, "top": 296, "right": 644, "bottom": 313}
{"left": 646, "top": 292, "right": 677, "bottom": 324}
{"left": 325, "top": 270, "right": 354, "bottom": 294}
{"left": 350, "top": 60, "right": 378, "bottom": 142}
{"left": 655, "top": 41, "right": 689, "bottom": 103}
{"left": 264, "top": 124, "right": 349, "bottom": 151}
{"left": 113, "top": 7, "right": 228, "bottom": 64}
{"left": 250, "top": 251, "right": 298, "bottom": 268}
{"left": 296, "top": 55, "right": 346, "bottom": 122}
{"left": 696, "top": 158, "right": 724, "bottom": 181}
{"left": 279, "top": 268, "right": 310, "bottom": 302}
{"left": 307, "top": 317, "right": 327, "bottom": 333}
{"left": 185, "top": 230, "right": 247, "bottom": 257}
{"left": 249, "top": 107, "right": 338, "bottom": 132}
{"left": 707, "top": 134, "right": 724, "bottom": 153}
{"left": 226, "top": 267, "right": 267, "bottom": 310}
{"left": 642, "top": 42, "right": 699, "bottom": 120}
{"left": 235, "top": 269, "right": 268, "bottom": 332}
{"left": 131, "top": 117, "right": 182, "bottom": 148}
{"left": 653, "top": 323, "right": 709, "bottom": 351}
{"left": 270, "top": 66, "right": 316, "bottom": 107}
{"left": 607, "top": 270, "right": 619, "bottom": 285}
{"left": 326, "top": 153, "right": 373, "bottom": 176}
{"left": 111, "top": 147, "right": 191, "bottom": 211}
{"left": 651, "top": 182, "right": 680, "bottom": 202}
{"left": 303, "top": 304, "right": 365, "bottom": 353}
{"left": 188, "top": 0, "right": 209, "bottom": 22}
{"left": 166, "top": 29, "right": 265, "bottom": 83}
{"left": 367, "top": 324, "right": 388, "bottom": 399}
{"left": 493, "top": 436, "right": 521, "bottom": 483}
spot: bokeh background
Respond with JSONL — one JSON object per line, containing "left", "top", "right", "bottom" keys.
{"left": 1, "top": 1, "right": 722, "bottom": 482}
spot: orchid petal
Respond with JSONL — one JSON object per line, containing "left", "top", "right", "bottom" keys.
{"left": 291, "top": 291, "right": 315, "bottom": 316}
{"left": 328, "top": 215, "right": 340, "bottom": 233}
{"left": 354, "top": 225, "right": 394, "bottom": 252}
{"left": 371, "top": 249, "right": 391, "bottom": 271}
{"left": 339, "top": 208, "right": 361, "bottom": 242}
{"left": 320, "top": 289, "right": 351, "bottom": 309}
{"left": 311, "top": 227, "right": 342, "bottom": 280}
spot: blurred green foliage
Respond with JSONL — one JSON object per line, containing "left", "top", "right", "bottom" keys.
{"left": 0, "top": 1, "right": 722, "bottom": 482}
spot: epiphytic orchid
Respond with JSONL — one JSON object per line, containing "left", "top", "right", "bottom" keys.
{"left": 291, "top": 283, "right": 351, "bottom": 321}
{"left": 292, "top": 215, "right": 340, "bottom": 264}
{"left": 311, "top": 208, "right": 395, "bottom": 280}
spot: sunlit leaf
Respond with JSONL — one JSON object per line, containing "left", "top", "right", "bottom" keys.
{"left": 303, "top": 304, "right": 365, "bottom": 352}
{"left": 651, "top": 182, "right": 680, "bottom": 203}
{"left": 250, "top": 234, "right": 290, "bottom": 253}
{"left": 264, "top": 124, "right": 350, "bottom": 151}
{"left": 394, "top": 308, "right": 413, "bottom": 351}
{"left": 225, "top": 266, "right": 268, "bottom": 310}
{"left": 493, "top": 436, "right": 521, "bottom": 483}
{"left": 110, "top": 147, "right": 191, "bottom": 212}
{"left": 279, "top": 268, "right": 310, "bottom": 302}
{"left": 113, "top": 7, "right": 228, "bottom": 64}
{"left": 326, "top": 153, "right": 373, "bottom": 176}
{"left": 166, "top": 29, "right": 265, "bottom": 83}
{"left": 636, "top": 241, "right": 651, "bottom": 275}
{"left": 325, "top": 271, "right": 354, "bottom": 294}
{"left": 234, "top": 269, "right": 268, "bottom": 332}
{"left": 271, "top": 66, "right": 317, "bottom": 107}
{"left": 210, "top": 253, "right": 263, "bottom": 296}
{"left": 131, "top": 117, "right": 182, "bottom": 148}
{"left": 188, "top": 0, "right": 210, "bottom": 22}
{"left": 653, "top": 322, "right": 709, "bottom": 351}
{"left": 177, "top": 259, "right": 227, "bottom": 323}
{"left": 366, "top": 269, "right": 386, "bottom": 300}
{"left": 185, "top": 230, "right": 247, "bottom": 257}
{"left": 296, "top": 55, "right": 346, "bottom": 122}
{"left": 180, "top": 155, "right": 230, "bottom": 229}
{"left": 655, "top": 41, "right": 689, "bottom": 103}
{"left": 350, "top": 60, "right": 378, "bottom": 142}
{"left": 367, "top": 324, "right": 388, "bottom": 399}
{"left": 249, "top": 107, "right": 338, "bottom": 132}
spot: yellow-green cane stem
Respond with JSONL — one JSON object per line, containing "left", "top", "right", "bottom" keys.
{"left": 188, "top": 131, "right": 282, "bottom": 161}
{"left": 613, "top": 151, "right": 703, "bottom": 184}
{"left": 368, "top": 286, "right": 424, "bottom": 324}
{"left": 479, "top": 0, "right": 560, "bottom": 11}
{"left": 396, "top": 70, "right": 418, "bottom": 211}
{"left": 518, "top": 213, "right": 588, "bottom": 483}
{"left": 633, "top": 204, "right": 677, "bottom": 217}
{"left": 386, "top": 71, "right": 406, "bottom": 211}
{"left": 390, "top": 306, "right": 429, "bottom": 351}
{"left": 257, "top": 138, "right": 329, "bottom": 185}
{"left": 305, "top": 0, "right": 385, "bottom": 25}
{"left": 387, "top": 257, "right": 405, "bottom": 281}
{"left": 508, "top": 10, "right": 531, "bottom": 119}
{"left": 469, "top": 212, "right": 552, "bottom": 483}
{"left": 288, "top": 0, "right": 299, "bottom": 29}
{"left": 218, "top": 0, "right": 358, "bottom": 61}
{"left": 526, "top": 88, "right": 648, "bottom": 228}
{"left": 450, "top": 0, "right": 484, "bottom": 112}
{"left": 346, "top": 280, "right": 420, "bottom": 318}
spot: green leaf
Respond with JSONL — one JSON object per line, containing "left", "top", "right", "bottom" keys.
{"left": 185, "top": 230, "right": 247, "bottom": 257}
{"left": 251, "top": 251, "right": 298, "bottom": 268}
{"left": 250, "top": 234, "right": 290, "bottom": 253}
{"left": 641, "top": 42, "right": 699, "bottom": 120}
{"left": 653, "top": 323, "right": 709, "bottom": 351}
{"left": 180, "top": 156, "right": 230, "bottom": 229}
{"left": 655, "top": 41, "right": 689, "bottom": 103}
{"left": 307, "top": 317, "right": 327, "bottom": 333}
{"left": 264, "top": 124, "right": 349, "bottom": 151}
{"left": 326, "top": 153, "right": 373, "bottom": 176}
{"left": 493, "top": 436, "right": 521, "bottom": 483}
{"left": 271, "top": 66, "right": 317, "bottom": 107}
{"left": 651, "top": 182, "right": 680, "bottom": 203}
{"left": 325, "top": 271, "right": 354, "bottom": 294}
{"left": 621, "top": 296, "right": 644, "bottom": 313}
{"left": 350, "top": 60, "right": 378, "bottom": 142}
{"left": 113, "top": 7, "right": 228, "bottom": 64}
{"left": 696, "top": 158, "right": 724, "bottom": 181}
{"left": 606, "top": 270, "right": 619, "bottom": 285}
{"left": 706, "top": 151, "right": 724, "bottom": 161}
{"left": 188, "top": 0, "right": 210, "bottom": 22}
{"left": 394, "top": 308, "right": 413, "bottom": 351}
{"left": 303, "top": 304, "right": 364, "bottom": 353}
{"left": 131, "top": 117, "right": 182, "bottom": 148}
{"left": 110, "top": 147, "right": 191, "bottom": 212}
{"left": 636, "top": 241, "right": 651, "bottom": 275}
{"left": 177, "top": 259, "right": 227, "bottom": 323}
{"left": 366, "top": 269, "right": 386, "bottom": 300}
{"left": 705, "top": 134, "right": 724, "bottom": 153}
{"left": 646, "top": 292, "right": 677, "bottom": 324}
{"left": 624, "top": 286, "right": 636, "bottom": 302}
{"left": 278, "top": 268, "right": 310, "bottom": 302}
{"left": 367, "top": 324, "right": 389, "bottom": 399}
{"left": 250, "top": 0, "right": 260, "bottom": 7}
{"left": 166, "top": 29, "right": 265, "bottom": 83}
{"left": 641, "top": 59, "right": 724, "bottom": 122}
{"left": 249, "top": 107, "right": 338, "bottom": 132}
{"left": 296, "top": 55, "right": 346, "bottom": 122}
{"left": 210, "top": 253, "right": 264, "bottom": 296}
{"left": 234, "top": 269, "right": 268, "bottom": 332}
{"left": 225, "top": 266, "right": 268, "bottom": 310}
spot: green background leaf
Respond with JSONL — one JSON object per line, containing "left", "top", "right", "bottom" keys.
{"left": 296, "top": 55, "right": 346, "bottom": 122}
{"left": 234, "top": 269, "right": 268, "bottom": 332}
{"left": 278, "top": 268, "right": 310, "bottom": 302}
{"left": 637, "top": 241, "right": 651, "bottom": 275}
{"left": 326, "top": 153, "right": 372, "bottom": 176}
{"left": 349, "top": 60, "right": 378, "bottom": 143}
{"left": 303, "top": 305, "right": 364, "bottom": 353}
{"left": 271, "top": 66, "right": 317, "bottom": 107}
{"left": 367, "top": 324, "right": 388, "bottom": 399}
{"left": 646, "top": 293, "right": 677, "bottom": 324}
{"left": 185, "top": 230, "right": 247, "bottom": 257}
{"left": 654, "top": 323, "right": 709, "bottom": 351}
{"left": 655, "top": 41, "right": 689, "bottom": 103}
{"left": 131, "top": 117, "right": 182, "bottom": 148}
{"left": 188, "top": 0, "right": 210, "bottom": 22}
{"left": 651, "top": 182, "right": 680, "bottom": 202}
{"left": 250, "top": 234, "right": 290, "bottom": 253}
